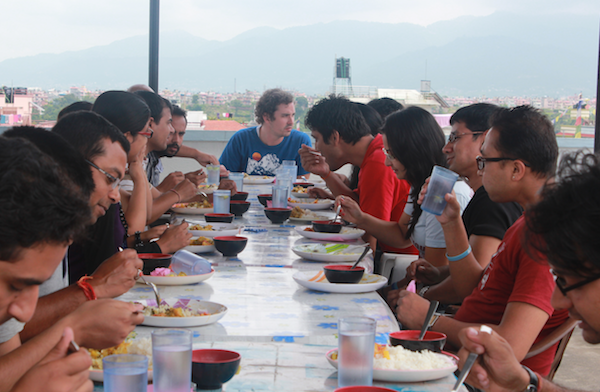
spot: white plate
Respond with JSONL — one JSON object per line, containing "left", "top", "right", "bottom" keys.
{"left": 326, "top": 348, "right": 458, "bottom": 382}
{"left": 291, "top": 191, "right": 311, "bottom": 198}
{"left": 288, "top": 199, "right": 334, "bottom": 210}
{"left": 293, "top": 271, "right": 387, "bottom": 293}
{"left": 184, "top": 243, "right": 216, "bottom": 254}
{"left": 196, "top": 184, "right": 218, "bottom": 194}
{"left": 89, "top": 369, "right": 153, "bottom": 382}
{"left": 243, "top": 176, "right": 275, "bottom": 184}
{"left": 292, "top": 243, "right": 372, "bottom": 262}
{"left": 171, "top": 205, "right": 213, "bottom": 215}
{"left": 188, "top": 223, "right": 244, "bottom": 237}
{"left": 295, "top": 226, "right": 365, "bottom": 241}
{"left": 142, "top": 269, "right": 215, "bottom": 286}
{"left": 138, "top": 298, "right": 227, "bottom": 327}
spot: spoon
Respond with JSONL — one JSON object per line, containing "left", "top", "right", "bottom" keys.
{"left": 331, "top": 204, "right": 342, "bottom": 224}
{"left": 350, "top": 246, "right": 370, "bottom": 270}
{"left": 137, "top": 270, "right": 162, "bottom": 305}
{"left": 197, "top": 190, "right": 209, "bottom": 200}
{"left": 451, "top": 352, "right": 478, "bottom": 392}
{"left": 418, "top": 300, "right": 439, "bottom": 340}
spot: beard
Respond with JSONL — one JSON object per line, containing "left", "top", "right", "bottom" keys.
{"left": 164, "top": 143, "right": 180, "bottom": 157}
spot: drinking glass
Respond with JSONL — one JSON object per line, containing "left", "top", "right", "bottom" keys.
{"left": 275, "top": 168, "right": 293, "bottom": 192}
{"left": 272, "top": 185, "right": 289, "bottom": 208}
{"left": 338, "top": 317, "right": 376, "bottom": 387}
{"left": 421, "top": 165, "right": 459, "bottom": 216}
{"left": 206, "top": 164, "right": 220, "bottom": 185}
{"left": 103, "top": 354, "right": 148, "bottom": 392}
{"left": 171, "top": 250, "right": 212, "bottom": 275}
{"left": 282, "top": 160, "right": 298, "bottom": 180}
{"left": 152, "top": 329, "right": 192, "bottom": 392}
{"left": 228, "top": 172, "right": 244, "bottom": 192}
{"left": 213, "top": 190, "right": 231, "bottom": 214}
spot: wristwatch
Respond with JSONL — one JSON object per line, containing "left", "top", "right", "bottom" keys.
{"left": 522, "top": 366, "right": 539, "bottom": 392}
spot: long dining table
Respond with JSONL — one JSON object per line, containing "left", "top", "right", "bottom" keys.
{"left": 94, "top": 182, "right": 465, "bottom": 391}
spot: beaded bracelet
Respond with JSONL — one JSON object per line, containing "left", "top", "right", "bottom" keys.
{"left": 77, "top": 275, "right": 97, "bottom": 300}
{"left": 446, "top": 245, "right": 472, "bottom": 262}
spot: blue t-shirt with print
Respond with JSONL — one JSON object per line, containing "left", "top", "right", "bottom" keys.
{"left": 219, "top": 126, "right": 311, "bottom": 176}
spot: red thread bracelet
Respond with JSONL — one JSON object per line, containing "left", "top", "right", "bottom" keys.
{"left": 77, "top": 276, "right": 97, "bottom": 300}
{"left": 169, "top": 189, "right": 181, "bottom": 203}
{"left": 322, "top": 171, "right": 332, "bottom": 180}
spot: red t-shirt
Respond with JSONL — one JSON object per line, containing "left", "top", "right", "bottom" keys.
{"left": 455, "top": 216, "right": 569, "bottom": 375}
{"left": 354, "top": 134, "right": 416, "bottom": 254}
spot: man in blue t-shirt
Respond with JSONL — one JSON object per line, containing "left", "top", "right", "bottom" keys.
{"left": 219, "top": 88, "right": 311, "bottom": 177}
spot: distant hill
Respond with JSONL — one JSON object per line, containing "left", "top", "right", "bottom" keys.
{"left": 0, "top": 12, "right": 597, "bottom": 97}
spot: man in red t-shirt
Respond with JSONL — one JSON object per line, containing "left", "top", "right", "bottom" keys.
{"left": 298, "top": 95, "right": 413, "bottom": 253}
{"left": 395, "top": 105, "right": 568, "bottom": 376}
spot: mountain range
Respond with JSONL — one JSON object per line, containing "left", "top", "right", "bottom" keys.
{"left": 1, "top": 12, "right": 598, "bottom": 97}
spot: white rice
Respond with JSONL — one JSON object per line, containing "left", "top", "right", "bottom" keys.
{"left": 127, "top": 337, "right": 153, "bottom": 369}
{"left": 373, "top": 345, "right": 454, "bottom": 370}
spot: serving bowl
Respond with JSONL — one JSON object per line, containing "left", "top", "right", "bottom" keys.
{"left": 264, "top": 207, "right": 292, "bottom": 224}
{"left": 389, "top": 330, "right": 446, "bottom": 353}
{"left": 140, "top": 253, "right": 172, "bottom": 275}
{"left": 231, "top": 191, "right": 249, "bottom": 201}
{"left": 323, "top": 265, "right": 365, "bottom": 284}
{"left": 192, "top": 349, "right": 241, "bottom": 390}
{"left": 312, "top": 220, "right": 343, "bottom": 233}
{"left": 213, "top": 236, "right": 248, "bottom": 257}
{"left": 229, "top": 200, "right": 251, "bottom": 216}
{"left": 205, "top": 213, "right": 235, "bottom": 223}
{"left": 257, "top": 194, "right": 272, "bottom": 207}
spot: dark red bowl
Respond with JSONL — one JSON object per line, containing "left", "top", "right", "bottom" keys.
{"left": 313, "top": 220, "right": 342, "bottom": 233}
{"left": 264, "top": 207, "right": 292, "bottom": 223}
{"left": 231, "top": 191, "right": 249, "bottom": 201}
{"left": 323, "top": 265, "right": 365, "bottom": 284}
{"left": 389, "top": 330, "right": 447, "bottom": 353}
{"left": 205, "top": 213, "right": 235, "bottom": 223}
{"left": 213, "top": 236, "right": 248, "bottom": 257}
{"left": 257, "top": 194, "right": 272, "bottom": 207}
{"left": 139, "top": 253, "right": 172, "bottom": 275}
{"left": 192, "top": 349, "right": 241, "bottom": 390}
{"left": 229, "top": 200, "right": 251, "bottom": 216}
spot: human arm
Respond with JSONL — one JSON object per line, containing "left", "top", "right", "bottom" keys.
{"left": 176, "top": 144, "right": 219, "bottom": 166}
{"left": 149, "top": 179, "right": 197, "bottom": 224}
{"left": 184, "top": 169, "right": 207, "bottom": 186}
{"left": 154, "top": 221, "right": 193, "bottom": 254}
{"left": 155, "top": 171, "right": 185, "bottom": 193}
{"left": 121, "top": 156, "right": 149, "bottom": 235}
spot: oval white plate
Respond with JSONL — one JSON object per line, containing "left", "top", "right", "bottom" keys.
{"left": 89, "top": 369, "right": 153, "bottom": 382}
{"left": 289, "top": 215, "right": 329, "bottom": 223}
{"left": 293, "top": 271, "right": 387, "bottom": 293}
{"left": 188, "top": 223, "right": 244, "bottom": 238}
{"left": 292, "top": 243, "right": 372, "bottom": 262}
{"left": 291, "top": 191, "right": 311, "bottom": 198}
{"left": 183, "top": 243, "right": 216, "bottom": 254}
{"left": 294, "top": 226, "right": 365, "bottom": 241}
{"left": 142, "top": 269, "right": 215, "bottom": 286}
{"left": 288, "top": 199, "right": 334, "bottom": 210}
{"left": 325, "top": 348, "right": 458, "bottom": 383}
{"left": 138, "top": 298, "right": 227, "bottom": 327}
{"left": 243, "top": 176, "right": 275, "bottom": 184}
{"left": 171, "top": 205, "right": 213, "bottom": 215}
{"left": 196, "top": 184, "right": 218, "bottom": 194}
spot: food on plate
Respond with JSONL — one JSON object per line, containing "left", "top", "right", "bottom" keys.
{"left": 289, "top": 197, "right": 320, "bottom": 204}
{"left": 150, "top": 267, "right": 187, "bottom": 277}
{"left": 197, "top": 184, "right": 218, "bottom": 190}
{"left": 298, "top": 243, "right": 360, "bottom": 255}
{"left": 292, "top": 185, "right": 308, "bottom": 193}
{"left": 331, "top": 344, "right": 453, "bottom": 371}
{"left": 174, "top": 200, "right": 212, "bottom": 208}
{"left": 190, "top": 236, "right": 214, "bottom": 245}
{"left": 142, "top": 304, "right": 210, "bottom": 318}
{"left": 189, "top": 224, "right": 214, "bottom": 231}
{"left": 243, "top": 173, "right": 272, "bottom": 179}
{"left": 88, "top": 335, "right": 152, "bottom": 370}
{"left": 303, "top": 227, "right": 315, "bottom": 232}
{"left": 290, "top": 206, "right": 323, "bottom": 219}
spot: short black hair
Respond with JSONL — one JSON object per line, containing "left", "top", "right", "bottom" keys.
{"left": 0, "top": 137, "right": 90, "bottom": 261}
{"left": 450, "top": 103, "right": 499, "bottom": 140}
{"left": 255, "top": 89, "right": 294, "bottom": 125}
{"left": 490, "top": 105, "right": 558, "bottom": 177}
{"left": 526, "top": 152, "right": 600, "bottom": 277}
{"left": 52, "top": 111, "right": 130, "bottom": 160}
{"left": 57, "top": 101, "right": 93, "bottom": 120}
{"left": 134, "top": 91, "right": 171, "bottom": 124}
{"left": 3, "top": 126, "right": 95, "bottom": 200}
{"left": 367, "top": 98, "right": 403, "bottom": 120}
{"left": 92, "top": 91, "right": 150, "bottom": 136}
{"left": 305, "top": 94, "right": 370, "bottom": 145}
{"left": 354, "top": 102, "right": 383, "bottom": 136}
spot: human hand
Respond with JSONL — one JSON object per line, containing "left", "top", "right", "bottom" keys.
{"left": 336, "top": 196, "right": 364, "bottom": 225}
{"left": 185, "top": 169, "right": 207, "bottom": 186}
{"left": 418, "top": 177, "right": 461, "bottom": 225}
{"left": 160, "top": 172, "right": 185, "bottom": 191}
{"left": 173, "top": 179, "right": 198, "bottom": 202}
{"left": 67, "top": 300, "right": 144, "bottom": 350}
{"left": 90, "top": 249, "right": 143, "bottom": 298}
{"left": 298, "top": 144, "right": 330, "bottom": 177}
{"left": 395, "top": 290, "right": 430, "bottom": 330}
{"left": 195, "top": 152, "right": 219, "bottom": 166}
{"left": 405, "top": 258, "right": 443, "bottom": 285}
{"left": 457, "top": 326, "right": 531, "bottom": 391}
{"left": 155, "top": 221, "right": 192, "bottom": 254}
{"left": 141, "top": 224, "right": 168, "bottom": 242}
{"left": 218, "top": 179, "right": 237, "bottom": 194}
{"left": 127, "top": 157, "right": 146, "bottom": 184}
{"left": 12, "top": 327, "right": 92, "bottom": 392}
{"left": 219, "top": 165, "right": 229, "bottom": 177}
{"left": 307, "top": 187, "right": 334, "bottom": 200}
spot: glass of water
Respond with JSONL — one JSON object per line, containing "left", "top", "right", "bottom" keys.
{"left": 228, "top": 172, "right": 244, "bottom": 192}
{"left": 282, "top": 160, "right": 298, "bottom": 180}
{"left": 272, "top": 185, "right": 289, "bottom": 208}
{"left": 338, "top": 317, "right": 376, "bottom": 387}
{"left": 103, "top": 354, "right": 148, "bottom": 392}
{"left": 213, "top": 190, "right": 231, "bottom": 214}
{"left": 152, "top": 329, "right": 192, "bottom": 392}
{"left": 206, "top": 164, "right": 220, "bottom": 185}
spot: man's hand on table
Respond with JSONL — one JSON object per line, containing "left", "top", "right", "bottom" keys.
{"left": 335, "top": 196, "right": 364, "bottom": 225}
{"left": 90, "top": 249, "right": 142, "bottom": 299}
{"left": 173, "top": 179, "right": 198, "bottom": 203}
{"left": 299, "top": 144, "right": 330, "bottom": 177}
{"left": 218, "top": 179, "right": 237, "bottom": 194}
{"left": 395, "top": 290, "right": 429, "bottom": 330}
{"left": 307, "top": 187, "right": 334, "bottom": 200}
{"left": 155, "top": 221, "right": 192, "bottom": 254}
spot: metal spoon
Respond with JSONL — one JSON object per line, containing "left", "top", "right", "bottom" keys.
{"left": 137, "top": 269, "right": 162, "bottom": 305}
{"left": 331, "top": 204, "right": 341, "bottom": 224}
{"left": 197, "top": 190, "right": 209, "bottom": 200}
{"left": 350, "top": 246, "right": 370, "bottom": 270}
{"left": 418, "top": 300, "right": 439, "bottom": 340}
{"left": 451, "top": 352, "right": 478, "bottom": 392}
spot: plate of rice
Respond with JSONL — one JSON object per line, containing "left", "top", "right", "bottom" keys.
{"left": 292, "top": 243, "right": 372, "bottom": 262}
{"left": 288, "top": 206, "right": 331, "bottom": 222}
{"left": 142, "top": 268, "right": 215, "bottom": 286}
{"left": 137, "top": 298, "right": 227, "bottom": 327}
{"left": 88, "top": 336, "right": 153, "bottom": 382}
{"left": 326, "top": 345, "right": 458, "bottom": 382}
{"left": 184, "top": 236, "right": 216, "bottom": 253}
{"left": 243, "top": 175, "right": 275, "bottom": 184}
{"left": 295, "top": 226, "right": 365, "bottom": 241}
{"left": 188, "top": 223, "right": 244, "bottom": 238}
{"left": 171, "top": 201, "right": 213, "bottom": 215}
{"left": 288, "top": 198, "right": 334, "bottom": 210}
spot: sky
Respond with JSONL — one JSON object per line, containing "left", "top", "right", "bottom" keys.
{"left": 3, "top": 0, "right": 599, "bottom": 63}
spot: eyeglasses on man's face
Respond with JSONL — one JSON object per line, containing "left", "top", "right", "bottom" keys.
{"left": 86, "top": 160, "right": 121, "bottom": 189}
{"left": 138, "top": 128, "right": 153, "bottom": 139}
{"left": 475, "top": 156, "right": 531, "bottom": 171}
{"left": 381, "top": 147, "right": 395, "bottom": 161}
{"left": 448, "top": 131, "right": 485, "bottom": 143}
{"left": 551, "top": 269, "right": 600, "bottom": 296}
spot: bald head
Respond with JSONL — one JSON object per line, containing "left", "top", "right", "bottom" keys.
{"left": 127, "top": 84, "right": 154, "bottom": 93}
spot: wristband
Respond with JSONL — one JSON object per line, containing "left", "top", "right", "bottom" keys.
{"left": 76, "top": 276, "right": 97, "bottom": 301}
{"left": 169, "top": 189, "right": 181, "bottom": 203}
{"left": 446, "top": 245, "right": 472, "bottom": 262}
{"left": 521, "top": 365, "right": 539, "bottom": 392}
{"left": 322, "top": 171, "right": 332, "bottom": 180}
{"left": 418, "top": 285, "right": 430, "bottom": 297}
{"left": 134, "top": 231, "right": 142, "bottom": 246}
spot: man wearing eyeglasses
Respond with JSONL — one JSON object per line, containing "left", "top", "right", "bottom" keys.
{"left": 456, "top": 152, "right": 600, "bottom": 392}
{"left": 396, "top": 105, "right": 569, "bottom": 378}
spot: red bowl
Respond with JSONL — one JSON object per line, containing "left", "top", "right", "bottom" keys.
{"left": 257, "top": 194, "right": 272, "bottom": 207}
{"left": 192, "top": 349, "right": 241, "bottom": 390}
{"left": 205, "top": 213, "right": 235, "bottom": 223}
{"left": 139, "top": 253, "right": 172, "bottom": 275}
{"left": 213, "top": 236, "right": 248, "bottom": 257}
{"left": 229, "top": 200, "right": 251, "bottom": 216}
{"left": 231, "top": 191, "right": 249, "bottom": 201}
{"left": 323, "top": 264, "right": 365, "bottom": 284}
{"left": 264, "top": 207, "right": 292, "bottom": 223}
{"left": 389, "top": 330, "right": 447, "bottom": 353}
{"left": 313, "top": 220, "right": 342, "bottom": 233}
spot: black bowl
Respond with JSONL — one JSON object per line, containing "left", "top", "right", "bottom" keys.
{"left": 213, "top": 236, "right": 248, "bottom": 257}
{"left": 231, "top": 191, "right": 249, "bottom": 201}
{"left": 389, "top": 330, "right": 447, "bottom": 353}
{"left": 264, "top": 207, "right": 292, "bottom": 224}
{"left": 312, "top": 220, "right": 343, "bottom": 233}
{"left": 229, "top": 200, "right": 251, "bottom": 216}
{"left": 139, "top": 253, "right": 172, "bottom": 275}
{"left": 293, "top": 182, "right": 314, "bottom": 188}
{"left": 205, "top": 213, "right": 235, "bottom": 223}
{"left": 192, "top": 349, "right": 241, "bottom": 390}
{"left": 257, "top": 194, "right": 272, "bottom": 207}
{"left": 323, "top": 265, "right": 365, "bottom": 284}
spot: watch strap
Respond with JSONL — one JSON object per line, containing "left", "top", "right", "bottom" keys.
{"left": 522, "top": 365, "right": 539, "bottom": 392}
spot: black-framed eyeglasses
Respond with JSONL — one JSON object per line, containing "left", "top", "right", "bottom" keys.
{"left": 476, "top": 155, "right": 531, "bottom": 171}
{"left": 448, "top": 131, "right": 485, "bottom": 143}
{"left": 86, "top": 160, "right": 121, "bottom": 189}
{"left": 551, "top": 269, "right": 600, "bottom": 296}
{"left": 381, "top": 147, "right": 395, "bottom": 161}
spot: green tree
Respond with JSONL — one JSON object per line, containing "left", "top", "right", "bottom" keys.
{"left": 32, "top": 94, "right": 94, "bottom": 123}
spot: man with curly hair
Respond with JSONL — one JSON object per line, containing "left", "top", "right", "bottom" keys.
{"left": 219, "top": 88, "right": 311, "bottom": 177}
